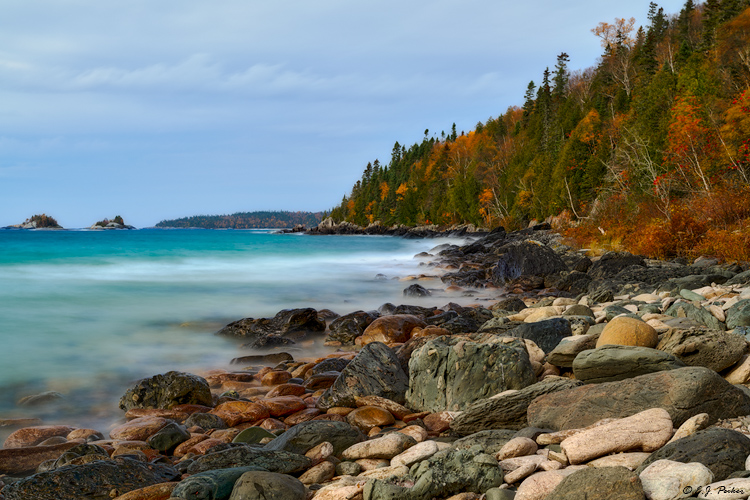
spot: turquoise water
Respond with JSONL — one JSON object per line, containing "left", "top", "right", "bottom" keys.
{"left": 0, "top": 229, "right": 456, "bottom": 432}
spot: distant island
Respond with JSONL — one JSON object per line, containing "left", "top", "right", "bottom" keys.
{"left": 155, "top": 211, "right": 324, "bottom": 229}
{"left": 90, "top": 215, "right": 134, "bottom": 230}
{"left": 5, "top": 214, "right": 63, "bottom": 229}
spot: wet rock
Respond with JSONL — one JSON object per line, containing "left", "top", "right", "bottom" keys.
{"left": 0, "top": 442, "right": 78, "bottom": 474}
{"left": 492, "top": 297, "right": 528, "bottom": 313}
{"left": 451, "top": 378, "right": 582, "bottom": 435}
{"left": 359, "top": 315, "right": 426, "bottom": 345}
{"left": 185, "top": 412, "right": 227, "bottom": 431}
{"left": 317, "top": 342, "right": 408, "bottom": 409}
{"left": 110, "top": 416, "right": 170, "bottom": 441}
{"left": 347, "top": 406, "right": 395, "bottom": 433}
{"left": 404, "top": 284, "right": 431, "bottom": 297}
{"left": 636, "top": 428, "right": 750, "bottom": 482}
{"left": 119, "top": 371, "right": 212, "bottom": 411}
{"left": 528, "top": 367, "right": 750, "bottom": 431}
{"left": 146, "top": 422, "right": 191, "bottom": 453}
{"left": 656, "top": 327, "right": 747, "bottom": 372}
{"left": 545, "top": 466, "right": 645, "bottom": 500}
{"left": 311, "top": 357, "right": 351, "bottom": 375}
{"left": 440, "top": 308, "right": 494, "bottom": 334}
{"left": 406, "top": 336, "right": 536, "bottom": 412}
{"left": 209, "top": 401, "right": 270, "bottom": 427}
{"left": 50, "top": 443, "right": 110, "bottom": 470}
{"left": 230, "top": 352, "right": 294, "bottom": 366}
{"left": 228, "top": 471, "right": 306, "bottom": 500}
{"left": 2, "top": 457, "right": 179, "bottom": 500}
{"left": 572, "top": 345, "right": 686, "bottom": 383}
{"left": 326, "top": 311, "right": 378, "bottom": 345}
{"left": 3, "top": 425, "right": 75, "bottom": 449}
{"left": 258, "top": 396, "right": 307, "bottom": 417}
{"left": 186, "top": 446, "right": 312, "bottom": 475}
{"left": 263, "top": 420, "right": 365, "bottom": 456}
{"left": 217, "top": 308, "right": 325, "bottom": 341}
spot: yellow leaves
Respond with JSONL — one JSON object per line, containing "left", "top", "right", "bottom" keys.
{"left": 478, "top": 188, "right": 494, "bottom": 207}
{"left": 569, "top": 109, "right": 601, "bottom": 145}
{"left": 592, "top": 17, "right": 636, "bottom": 50}
{"left": 379, "top": 182, "right": 390, "bottom": 201}
{"left": 396, "top": 182, "right": 409, "bottom": 200}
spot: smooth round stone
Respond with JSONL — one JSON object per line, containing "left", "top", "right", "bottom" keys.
{"left": 260, "top": 396, "right": 308, "bottom": 417}
{"left": 302, "top": 372, "right": 339, "bottom": 391}
{"left": 285, "top": 408, "right": 323, "bottom": 426}
{"left": 210, "top": 401, "right": 270, "bottom": 427}
{"left": 110, "top": 417, "right": 169, "bottom": 442}
{"left": 266, "top": 383, "right": 307, "bottom": 398}
{"left": 259, "top": 418, "right": 288, "bottom": 431}
{"left": 262, "top": 370, "right": 293, "bottom": 386}
{"left": 336, "top": 461, "right": 362, "bottom": 476}
{"left": 67, "top": 429, "right": 105, "bottom": 442}
{"left": 184, "top": 413, "right": 227, "bottom": 431}
{"left": 4, "top": 425, "right": 75, "bottom": 449}
{"left": 346, "top": 406, "right": 395, "bottom": 432}
{"left": 299, "top": 461, "right": 336, "bottom": 485}
{"left": 596, "top": 316, "right": 658, "bottom": 348}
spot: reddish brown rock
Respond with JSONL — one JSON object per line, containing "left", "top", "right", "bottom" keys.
{"left": 355, "top": 396, "right": 412, "bottom": 420}
{"left": 110, "top": 417, "right": 169, "bottom": 441}
{"left": 112, "top": 482, "right": 179, "bottom": 500}
{"left": 423, "top": 411, "right": 459, "bottom": 433}
{"left": 261, "top": 370, "right": 293, "bottom": 386}
{"left": 284, "top": 408, "right": 323, "bottom": 425}
{"left": 291, "top": 362, "right": 315, "bottom": 379}
{"left": 411, "top": 326, "right": 451, "bottom": 339}
{"left": 173, "top": 435, "right": 209, "bottom": 457}
{"left": 171, "top": 404, "right": 214, "bottom": 415}
{"left": 206, "top": 428, "right": 241, "bottom": 443}
{"left": 259, "top": 396, "right": 308, "bottom": 417}
{"left": 347, "top": 406, "right": 396, "bottom": 432}
{"left": 0, "top": 442, "right": 78, "bottom": 474}
{"left": 209, "top": 401, "right": 270, "bottom": 427}
{"left": 327, "top": 407, "right": 355, "bottom": 416}
{"left": 67, "top": 429, "right": 105, "bottom": 442}
{"left": 313, "top": 414, "right": 346, "bottom": 422}
{"left": 3, "top": 425, "right": 75, "bottom": 449}
{"left": 303, "top": 373, "right": 339, "bottom": 391}
{"left": 190, "top": 438, "right": 225, "bottom": 455}
{"left": 359, "top": 315, "right": 427, "bottom": 345}
{"left": 259, "top": 418, "right": 288, "bottom": 431}
{"left": 266, "top": 383, "right": 307, "bottom": 398}
{"left": 403, "top": 411, "right": 430, "bottom": 423}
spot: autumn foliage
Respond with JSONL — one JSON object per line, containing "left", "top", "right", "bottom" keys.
{"left": 330, "top": 2, "right": 750, "bottom": 262}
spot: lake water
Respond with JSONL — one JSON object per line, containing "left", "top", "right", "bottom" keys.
{"left": 0, "top": 229, "right": 470, "bottom": 434}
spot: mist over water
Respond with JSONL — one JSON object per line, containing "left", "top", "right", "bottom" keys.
{"left": 0, "top": 229, "right": 474, "bottom": 434}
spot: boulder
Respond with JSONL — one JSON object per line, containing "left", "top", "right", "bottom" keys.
{"left": 451, "top": 378, "right": 583, "bottom": 435}
{"left": 316, "top": 342, "right": 408, "bottom": 410}
{"left": 228, "top": 471, "right": 306, "bottom": 500}
{"left": 639, "top": 460, "right": 714, "bottom": 500}
{"left": 664, "top": 301, "right": 725, "bottom": 331}
{"left": 3, "top": 425, "right": 75, "bottom": 449}
{"left": 505, "top": 318, "right": 572, "bottom": 354}
{"left": 186, "top": 446, "right": 312, "bottom": 475}
{"left": 547, "top": 334, "right": 599, "bottom": 368}
{"left": 588, "top": 252, "right": 646, "bottom": 279}
{"left": 2, "top": 457, "right": 179, "bottom": 500}
{"left": 171, "top": 466, "right": 264, "bottom": 500}
{"left": 545, "top": 466, "right": 646, "bottom": 500}
{"left": 492, "top": 240, "right": 568, "bottom": 284}
{"left": 0, "top": 442, "right": 78, "bottom": 474}
{"left": 727, "top": 299, "right": 750, "bottom": 330}
{"left": 528, "top": 367, "right": 750, "bottom": 431}
{"left": 656, "top": 327, "right": 747, "bottom": 372}
{"left": 406, "top": 336, "right": 536, "bottom": 412}
{"left": 636, "top": 428, "right": 750, "bottom": 482}
{"left": 119, "top": 371, "right": 212, "bottom": 411}
{"left": 403, "top": 284, "right": 431, "bottom": 297}
{"left": 217, "top": 308, "right": 325, "bottom": 340}
{"left": 560, "top": 408, "right": 673, "bottom": 464}
{"left": 341, "top": 432, "right": 416, "bottom": 460}
{"left": 326, "top": 311, "right": 378, "bottom": 345}
{"left": 596, "top": 317, "right": 658, "bottom": 349}
{"left": 359, "top": 315, "right": 426, "bottom": 345}
{"left": 572, "top": 345, "right": 686, "bottom": 383}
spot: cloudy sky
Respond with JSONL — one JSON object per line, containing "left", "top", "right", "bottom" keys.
{"left": 1, "top": 0, "right": 687, "bottom": 227}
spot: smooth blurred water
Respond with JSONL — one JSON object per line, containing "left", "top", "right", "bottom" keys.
{"left": 0, "top": 228, "right": 459, "bottom": 432}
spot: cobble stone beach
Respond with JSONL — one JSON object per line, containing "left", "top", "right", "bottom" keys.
{"left": 3, "top": 223, "right": 750, "bottom": 500}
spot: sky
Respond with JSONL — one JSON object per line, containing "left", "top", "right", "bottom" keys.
{"left": 0, "top": 0, "right": 688, "bottom": 228}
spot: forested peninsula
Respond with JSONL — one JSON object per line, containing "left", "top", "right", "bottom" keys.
{"left": 156, "top": 211, "right": 323, "bottom": 229}
{"left": 329, "top": 0, "right": 750, "bottom": 262}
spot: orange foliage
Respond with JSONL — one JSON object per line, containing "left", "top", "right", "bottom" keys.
{"left": 395, "top": 182, "right": 409, "bottom": 200}
{"left": 591, "top": 17, "right": 637, "bottom": 50}
{"left": 379, "top": 182, "right": 390, "bottom": 201}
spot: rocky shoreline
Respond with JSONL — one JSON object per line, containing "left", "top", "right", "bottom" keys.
{"left": 2, "top": 226, "right": 750, "bottom": 500}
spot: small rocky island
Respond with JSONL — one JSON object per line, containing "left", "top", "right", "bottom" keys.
{"left": 5, "top": 214, "right": 63, "bottom": 230}
{"left": 90, "top": 216, "right": 135, "bottom": 230}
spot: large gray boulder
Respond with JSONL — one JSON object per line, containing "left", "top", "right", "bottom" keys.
{"left": 656, "top": 327, "right": 747, "bottom": 372}
{"left": 547, "top": 334, "right": 599, "bottom": 368}
{"left": 664, "top": 301, "right": 725, "bottom": 331}
{"left": 186, "top": 446, "right": 312, "bottom": 475}
{"left": 316, "top": 342, "right": 408, "bottom": 410}
{"left": 405, "top": 336, "right": 536, "bottom": 412}
{"left": 451, "top": 378, "right": 582, "bottom": 434}
{"left": 635, "top": 428, "right": 750, "bottom": 482}
{"left": 527, "top": 366, "right": 750, "bottom": 431}
{"left": 572, "top": 345, "right": 686, "bottom": 383}
{"left": 326, "top": 310, "right": 378, "bottom": 345}
{"left": 492, "top": 240, "right": 567, "bottom": 284}
{"left": 119, "top": 371, "right": 213, "bottom": 411}
{"left": 2, "top": 458, "right": 179, "bottom": 500}
{"left": 505, "top": 318, "right": 572, "bottom": 354}
{"left": 216, "top": 308, "right": 325, "bottom": 340}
